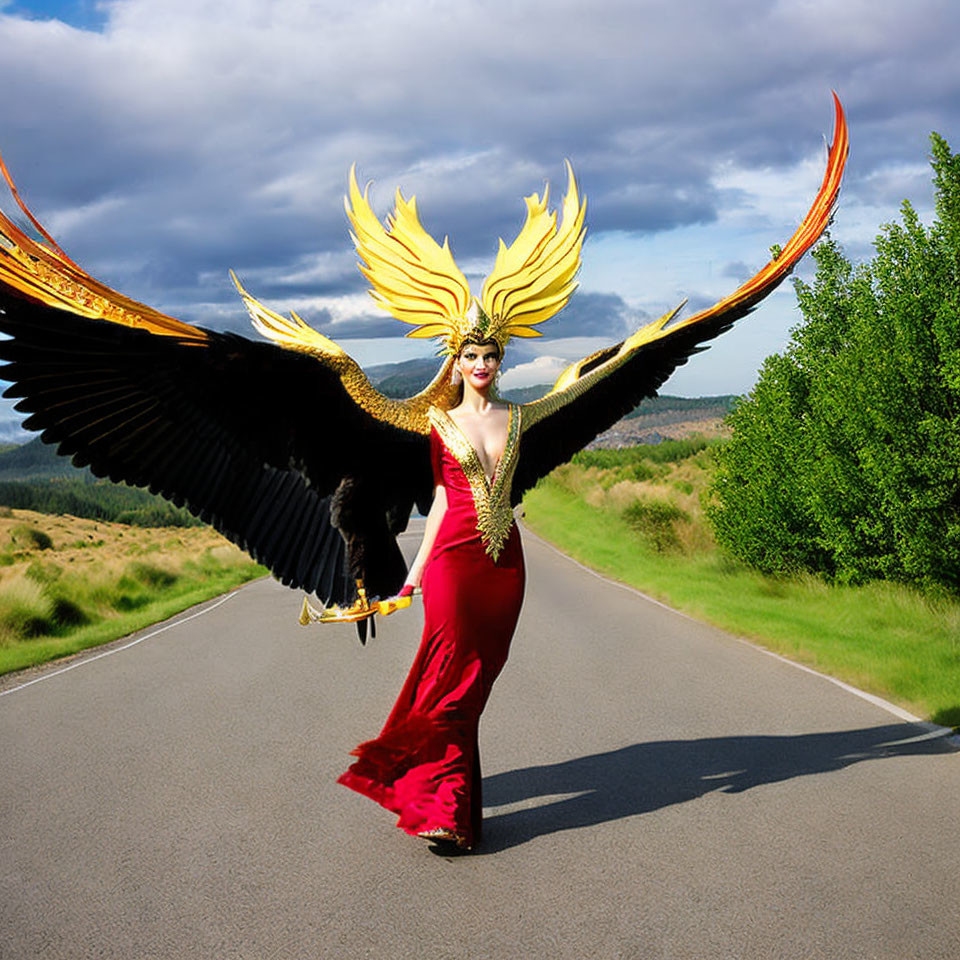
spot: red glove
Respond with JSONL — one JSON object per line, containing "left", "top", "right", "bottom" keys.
{"left": 397, "top": 584, "right": 415, "bottom": 598}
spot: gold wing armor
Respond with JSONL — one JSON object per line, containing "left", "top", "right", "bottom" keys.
{"left": 0, "top": 96, "right": 847, "bottom": 635}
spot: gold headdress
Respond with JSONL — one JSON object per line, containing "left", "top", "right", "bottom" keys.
{"left": 345, "top": 162, "right": 586, "bottom": 355}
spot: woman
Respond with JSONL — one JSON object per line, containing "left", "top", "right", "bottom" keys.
{"left": 330, "top": 100, "right": 846, "bottom": 848}
{"left": 338, "top": 338, "right": 523, "bottom": 850}
{"left": 0, "top": 100, "right": 846, "bottom": 853}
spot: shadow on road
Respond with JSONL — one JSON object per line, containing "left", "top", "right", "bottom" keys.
{"left": 479, "top": 723, "right": 957, "bottom": 853}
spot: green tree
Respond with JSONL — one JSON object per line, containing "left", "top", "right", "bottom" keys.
{"left": 709, "top": 134, "right": 960, "bottom": 590}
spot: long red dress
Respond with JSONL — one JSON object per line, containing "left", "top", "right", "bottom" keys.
{"left": 338, "top": 404, "right": 525, "bottom": 848}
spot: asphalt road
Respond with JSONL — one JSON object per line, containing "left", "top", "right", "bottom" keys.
{"left": 1, "top": 524, "right": 958, "bottom": 959}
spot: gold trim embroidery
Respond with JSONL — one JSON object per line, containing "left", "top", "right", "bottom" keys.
{"left": 234, "top": 274, "right": 461, "bottom": 436}
{"left": 429, "top": 403, "right": 521, "bottom": 561}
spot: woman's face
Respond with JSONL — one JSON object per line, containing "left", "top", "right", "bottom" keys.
{"left": 458, "top": 341, "right": 500, "bottom": 390}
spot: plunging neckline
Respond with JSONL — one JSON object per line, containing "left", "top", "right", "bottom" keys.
{"left": 440, "top": 404, "right": 514, "bottom": 488}
{"left": 428, "top": 403, "right": 522, "bottom": 560}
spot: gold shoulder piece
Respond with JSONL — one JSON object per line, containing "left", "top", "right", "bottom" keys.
{"left": 0, "top": 151, "right": 206, "bottom": 342}
{"left": 232, "top": 271, "right": 459, "bottom": 434}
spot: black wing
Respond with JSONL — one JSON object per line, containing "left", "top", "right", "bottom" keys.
{"left": 513, "top": 94, "right": 849, "bottom": 503}
{"left": 0, "top": 291, "right": 432, "bottom": 606}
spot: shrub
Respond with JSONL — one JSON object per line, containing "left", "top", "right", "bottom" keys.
{"left": 26, "top": 560, "right": 63, "bottom": 584}
{"left": 709, "top": 133, "right": 960, "bottom": 591}
{"left": 640, "top": 436, "right": 715, "bottom": 464}
{"left": 126, "top": 561, "right": 178, "bottom": 590}
{"left": 598, "top": 460, "right": 658, "bottom": 489}
{"left": 0, "top": 577, "right": 54, "bottom": 642}
{"left": 10, "top": 524, "right": 53, "bottom": 551}
{"left": 112, "top": 593, "right": 150, "bottom": 612}
{"left": 51, "top": 596, "right": 90, "bottom": 627}
{"left": 622, "top": 498, "right": 689, "bottom": 552}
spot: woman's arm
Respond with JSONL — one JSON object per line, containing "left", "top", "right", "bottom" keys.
{"left": 403, "top": 484, "right": 447, "bottom": 589}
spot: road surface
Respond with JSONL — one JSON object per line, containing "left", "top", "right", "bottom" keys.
{"left": 2, "top": 523, "right": 958, "bottom": 959}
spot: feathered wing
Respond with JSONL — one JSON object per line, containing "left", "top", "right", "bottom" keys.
{"left": 479, "top": 161, "right": 586, "bottom": 340}
{"left": 0, "top": 159, "right": 435, "bottom": 610}
{"left": 512, "top": 94, "right": 849, "bottom": 503}
{"left": 345, "top": 165, "right": 472, "bottom": 344}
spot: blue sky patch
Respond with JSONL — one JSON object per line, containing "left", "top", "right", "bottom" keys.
{"left": 6, "top": 0, "right": 107, "bottom": 32}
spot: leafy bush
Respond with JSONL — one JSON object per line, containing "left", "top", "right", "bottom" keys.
{"left": 622, "top": 499, "right": 689, "bottom": 552}
{"left": 709, "top": 133, "right": 960, "bottom": 590}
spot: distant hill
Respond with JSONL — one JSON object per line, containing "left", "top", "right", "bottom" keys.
{"left": 366, "top": 358, "right": 441, "bottom": 398}
{"left": 0, "top": 387, "right": 736, "bottom": 522}
{"left": 0, "top": 438, "right": 198, "bottom": 525}
{"left": 365, "top": 357, "right": 438, "bottom": 385}
{"left": 623, "top": 394, "right": 736, "bottom": 421}
{"left": 366, "top": 358, "right": 547, "bottom": 401}
{"left": 363, "top": 358, "right": 736, "bottom": 422}
{"left": 0, "top": 436, "right": 93, "bottom": 482}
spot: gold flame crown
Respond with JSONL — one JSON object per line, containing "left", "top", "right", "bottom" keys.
{"left": 345, "top": 162, "right": 586, "bottom": 355}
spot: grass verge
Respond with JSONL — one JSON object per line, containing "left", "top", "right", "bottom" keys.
{"left": 523, "top": 475, "right": 960, "bottom": 729}
{"left": 0, "top": 510, "right": 266, "bottom": 676}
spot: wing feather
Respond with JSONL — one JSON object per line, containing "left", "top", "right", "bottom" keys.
{"left": 513, "top": 95, "right": 849, "bottom": 502}
{"left": 0, "top": 291, "right": 430, "bottom": 605}
{"left": 0, "top": 156, "right": 439, "bottom": 608}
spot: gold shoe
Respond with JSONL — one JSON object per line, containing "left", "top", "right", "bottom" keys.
{"left": 416, "top": 827, "right": 470, "bottom": 850}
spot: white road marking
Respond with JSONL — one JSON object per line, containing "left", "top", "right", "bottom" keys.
{"left": 0, "top": 589, "right": 242, "bottom": 699}
{"left": 521, "top": 524, "right": 960, "bottom": 746}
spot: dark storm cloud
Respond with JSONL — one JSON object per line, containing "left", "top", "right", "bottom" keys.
{"left": 547, "top": 292, "right": 648, "bottom": 340}
{"left": 313, "top": 312, "right": 402, "bottom": 341}
{"left": 0, "top": 0, "right": 957, "bottom": 346}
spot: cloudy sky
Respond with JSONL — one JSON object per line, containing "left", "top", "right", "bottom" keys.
{"left": 1, "top": 0, "right": 958, "bottom": 438}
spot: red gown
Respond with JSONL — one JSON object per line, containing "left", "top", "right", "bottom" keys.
{"left": 338, "top": 405, "right": 525, "bottom": 848}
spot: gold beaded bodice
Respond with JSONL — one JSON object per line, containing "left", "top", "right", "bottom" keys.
{"left": 428, "top": 404, "right": 521, "bottom": 561}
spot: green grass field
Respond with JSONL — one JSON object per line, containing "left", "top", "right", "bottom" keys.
{"left": 0, "top": 510, "right": 266, "bottom": 676}
{"left": 523, "top": 456, "right": 960, "bottom": 729}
